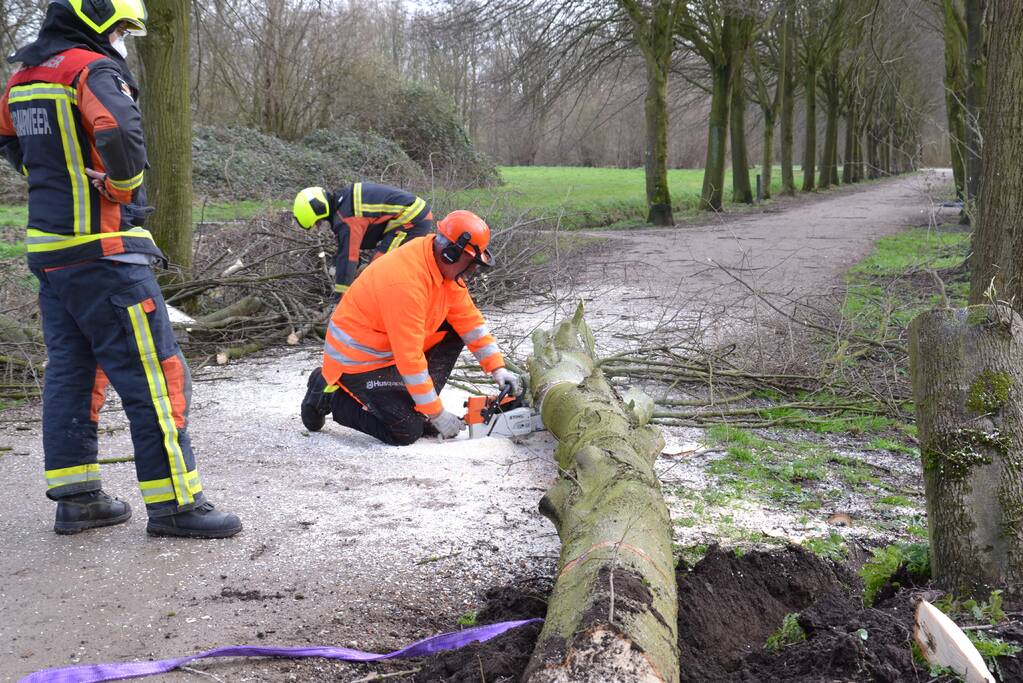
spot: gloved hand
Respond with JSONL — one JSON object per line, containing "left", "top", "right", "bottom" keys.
{"left": 491, "top": 368, "right": 521, "bottom": 395}
{"left": 429, "top": 409, "right": 464, "bottom": 439}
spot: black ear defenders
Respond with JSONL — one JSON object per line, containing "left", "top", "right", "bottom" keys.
{"left": 441, "top": 231, "right": 473, "bottom": 264}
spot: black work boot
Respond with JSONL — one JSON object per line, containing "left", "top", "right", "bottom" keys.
{"left": 146, "top": 501, "right": 242, "bottom": 539}
{"left": 54, "top": 490, "right": 132, "bottom": 535}
{"left": 301, "top": 368, "right": 331, "bottom": 432}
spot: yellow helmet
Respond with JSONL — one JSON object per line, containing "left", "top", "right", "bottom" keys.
{"left": 58, "top": 0, "right": 148, "bottom": 36}
{"left": 293, "top": 187, "right": 331, "bottom": 229}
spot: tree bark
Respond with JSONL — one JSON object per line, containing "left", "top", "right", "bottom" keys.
{"left": 801, "top": 67, "right": 817, "bottom": 191}
{"left": 963, "top": 0, "right": 987, "bottom": 211}
{"left": 729, "top": 47, "right": 753, "bottom": 205}
{"left": 619, "top": 0, "right": 678, "bottom": 226}
{"left": 909, "top": 306, "right": 1023, "bottom": 599}
{"left": 642, "top": 55, "right": 673, "bottom": 225}
{"left": 841, "top": 104, "right": 855, "bottom": 184}
{"left": 761, "top": 112, "right": 775, "bottom": 200}
{"left": 969, "top": 0, "right": 1023, "bottom": 308}
{"left": 820, "top": 78, "right": 840, "bottom": 188}
{"left": 942, "top": 0, "right": 968, "bottom": 199}
{"left": 820, "top": 46, "right": 841, "bottom": 189}
{"left": 137, "top": 0, "right": 193, "bottom": 275}
{"left": 780, "top": 2, "right": 796, "bottom": 196}
{"left": 702, "top": 62, "right": 731, "bottom": 211}
{"left": 524, "top": 305, "right": 679, "bottom": 683}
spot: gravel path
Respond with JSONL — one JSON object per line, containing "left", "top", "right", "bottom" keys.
{"left": 0, "top": 171, "right": 951, "bottom": 682}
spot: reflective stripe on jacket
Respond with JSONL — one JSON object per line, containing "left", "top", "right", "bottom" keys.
{"left": 0, "top": 48, "right": 162, "bottom": 268}
{"left": 322, "top": 234, "right": 503, "bottom": 416}
{"left": 331, "top": 182, "right": 433, "bottom": 292}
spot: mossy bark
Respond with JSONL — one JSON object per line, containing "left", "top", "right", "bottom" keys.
{"left": 780, "top": 1, "right": 796, "bottom": 197}
{"left": 968, "top": 0, "right": 1022, "bottom": 308}
{"left": 701, "top": 62, "right": 731, "bottom": 212}
{"left": 942, "top": 0, "right": 968, "bottom": 199}
{"left": 137, "top": 0, "right": 193, "bottom": 275}
{"left": 524, "top": 305, "right": 679, "bottom": 683}
{"left": 908, "top": 305, "right": 1023, "bottom": 599}
{"left": 801, "top": 67, "right": 817, "bottom": 192}
{"left": 728, "top": 13, "right": 754, "bottom": 206}
{"left": 618, "top": 0, "right": 677, "bottom": 226}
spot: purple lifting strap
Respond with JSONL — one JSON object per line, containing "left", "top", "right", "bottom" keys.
{"left": 20, "top": 618, "right": 543, "bottom": 683}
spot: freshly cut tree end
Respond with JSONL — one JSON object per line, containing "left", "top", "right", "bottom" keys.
{"left": 914, "top": 600, "right": 994, "bottom": 683}
{"left": 528, "top": 626, "right": 667, "bottom": 683}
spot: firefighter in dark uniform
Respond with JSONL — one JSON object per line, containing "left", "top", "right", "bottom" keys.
{"left": 293, "top": 183, "right": 434, "bottom": 297}
{"left": 0, "top": 0, "right": 241, "bottom": 538}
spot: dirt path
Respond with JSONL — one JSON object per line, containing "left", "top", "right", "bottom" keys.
{"left": 586, "top": 170, "right": 952, "bottom": 312}
{"left": 0, "top": 172, "right": 951, "bottom": 682}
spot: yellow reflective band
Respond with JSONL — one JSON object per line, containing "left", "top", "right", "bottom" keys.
{"left": 8, "top": 84, "right": 77, "bottom": 105}
{"left": 139, "top": 471, "right": 201, "bottom": 504}
{"left": 26, "top": 228, "right": 155, "bottom": 253}
{"left": 353, "top": 183, "right": 364, "bottom": 216}
{"left": 46, "top": 463, "right": 101, "bottom": 489}
{"left": 387, "top": 232, "right": 408, "bottom": 252}
{"left": 387, "top": 198, "right": 426, "bottom": 231}
{"left": 128, "top": 303, "right": 193, "bottom": 507}
{"left": 324, "top": 384, "right": 339, "bottom": 394}
{"left": 361, "top": 203, "right": 413, "bottom": 214}
{"left": 54, "top": 96, "right": 90, "bottom": 237}
{"left": 107, "top": 171, "right": 144, "bottom": 192}
{"left": 20, "top": 165, "right": 28, "bottom": 176}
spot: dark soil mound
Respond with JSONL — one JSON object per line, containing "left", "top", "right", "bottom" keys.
{"left": 414, "top": 585, "right": 547, "bottom": 683}
{"left": 741, "top": 588, "right": 919, "bottom": 682}
{"left": 677, "top": 544, "right": 861, "bottom": 682}
{"left": 407, "top": 546, "right": 1022, "bottom": 682}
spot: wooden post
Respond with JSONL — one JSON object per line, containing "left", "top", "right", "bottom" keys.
{"left": 909, "top": 305, "right": 1023, "bottom": 598}
{"left": 524, "top": 304, "right": 680, "bottom": 683}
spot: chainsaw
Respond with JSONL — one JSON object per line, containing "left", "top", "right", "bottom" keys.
{"left": 460, "top": 385, "right": 545, "bottom": 439}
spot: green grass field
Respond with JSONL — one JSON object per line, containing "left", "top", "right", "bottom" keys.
{"left": 439, "top": 165, "right": 805, "bottom": 230}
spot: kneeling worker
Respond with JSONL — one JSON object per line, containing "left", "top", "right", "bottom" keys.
{"left": 293, "top": 183, "right": 433, "bottom": 297}
{"left": 300, "top": 210, "right": 520, "bottom": 444}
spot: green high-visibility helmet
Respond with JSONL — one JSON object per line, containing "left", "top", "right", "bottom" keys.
{"left": 293, "top": 187, "right": 331, "bottom": 229}
{"left": 56, "top": 0, "right": 148, "bottom": 35}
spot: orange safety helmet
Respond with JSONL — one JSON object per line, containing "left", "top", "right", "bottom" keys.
{"left": 437, "top": 210, "right": 494, "bottom": 267}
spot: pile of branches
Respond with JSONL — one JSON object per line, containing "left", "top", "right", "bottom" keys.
{"left": 0, "top": 226, "right": 43, "bottom": 405}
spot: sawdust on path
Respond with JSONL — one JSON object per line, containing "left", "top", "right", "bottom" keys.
{"left": 0, "top": 171, "right": 950, "bottom": 682}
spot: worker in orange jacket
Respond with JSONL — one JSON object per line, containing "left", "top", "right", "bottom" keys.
{"left": 300, "top": 210, "right": 520, "bottom": 445}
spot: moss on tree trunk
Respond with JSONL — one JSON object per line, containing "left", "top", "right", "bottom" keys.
{"left": 801, "top": 67, "right": 817, "bottom": 192}
{"left": 524, "top": 305, "right": 679, "bottom": 683}
{"left": 909, "top": 305, "right": 1023, "bottom": 599}
{"left": 137, "top": 0, "right": 193, "bottom": 275}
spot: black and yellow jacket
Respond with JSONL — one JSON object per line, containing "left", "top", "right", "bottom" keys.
{"left": 329, "top": 182, "right": 434, "bottom": 294}
{"left": 0, "top": 6, "right": 161, "bottom": 269}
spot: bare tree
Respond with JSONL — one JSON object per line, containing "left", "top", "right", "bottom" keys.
{"left": 618, "top": 0, "right": 685, "bottom": 224}
{"left": 749, "top": 2, "right": 788, "bottom": 200}
{"left": 676, "top": 1, "right": 746, "bottom": 211}
{"left": 794, "top": 0, "right": 846, "bottom": 192}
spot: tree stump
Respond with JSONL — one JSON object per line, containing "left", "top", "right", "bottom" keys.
{"left": 909, "top": 305, "right": 1023, "bottom": 598}
{"left": 525, "top": 305, "right": 679, "bottom": 683}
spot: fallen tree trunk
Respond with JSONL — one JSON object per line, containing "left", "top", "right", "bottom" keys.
{"left": 909, "top": 305, "right": 1023, "bottom": 599}
{"left": 525, "top": 305, "right": 679, "bottom": 683}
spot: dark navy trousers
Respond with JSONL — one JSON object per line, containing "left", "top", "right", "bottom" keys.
{"left": 33, "top": 259, "right": 204, "bottom": 517}
{"left": 330, "top": 326, "right": 464, "bottom": 446}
